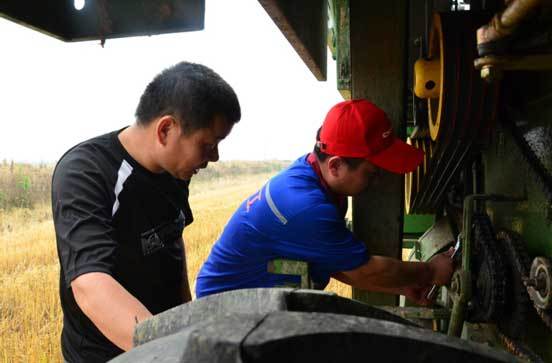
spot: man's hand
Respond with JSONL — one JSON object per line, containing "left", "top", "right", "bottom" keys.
{"left": 402, "top": 286, "right": 433, "bottom": 306}
{"left": 427, "top": 247, "right": 455, "bottom": 286}
{"left": 334, "top": 248, "right": 455, "bottom": 301}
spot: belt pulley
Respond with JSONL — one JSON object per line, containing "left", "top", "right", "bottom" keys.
{"left": 406, "top": 12, "right": 500, "bottom": 214}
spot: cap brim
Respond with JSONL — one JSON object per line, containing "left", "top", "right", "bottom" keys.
{"left": 367, "top": 138, "right": 424, "bottom": 174}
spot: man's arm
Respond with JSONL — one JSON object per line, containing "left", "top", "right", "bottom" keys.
{"left": 179, "top": 238, "right": 192, "bottom": 302}
{"left": 333, "top": 270, "right": 435, "bottom": 305}
{"left": 71, "top": 272, "right": 153, "bottom": 351}
{"left": 333, "top": 250, "right": 454, "bottom": 292}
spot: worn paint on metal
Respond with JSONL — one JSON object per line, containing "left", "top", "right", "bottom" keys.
{"left": 267, "top": 259, "right": 311, "bottom": 289}
{"left": 258, "top": 0, "right": 328, "bottom": 81}
{"left": 334, "top": 0, "right": 351, "bottom": 99}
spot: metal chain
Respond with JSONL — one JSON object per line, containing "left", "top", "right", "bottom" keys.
{"left": 494, "top": 230, "right": 550, "bottom": 361}
{"left": 469, "top": 214, "right": 506, "bottom": 322}
{"left": 498, "top": 332, "right": 545, "bottom": 363}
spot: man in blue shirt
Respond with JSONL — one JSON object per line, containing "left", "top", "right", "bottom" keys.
{"left": 196, "top": 99, "right": 454, "bottom": 304}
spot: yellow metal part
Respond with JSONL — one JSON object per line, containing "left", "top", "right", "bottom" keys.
{"left": 415, "top": 139, "right": 423, "bottom": 197}
{"left": 414, "top": 58, "right": 441, "bottom": 99}
{"left": 422, "top": 139, "right": 432, "bottom": 174}
{"left": 427, "top": 14, "right": 445, "bottom": 142}
{"left": 405, "top": 137, "right": 414, "bottom": 215}
{"left": 416, "top": 138, "right": 427, "bottom": 194}
{"left": 405, "top": 173, "right": 414, "bottom": 214}
{"left": 405, "top": 136, "right": 433, "bottom": 215}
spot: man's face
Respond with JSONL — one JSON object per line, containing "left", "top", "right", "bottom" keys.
{"left": 329, "top": 158, "right": 381, "bottom": 196}
{"left": 161, "top": 115, "right": 233, "bottom": 180}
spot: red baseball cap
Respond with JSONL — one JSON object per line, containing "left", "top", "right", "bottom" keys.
{"left": 317, "top": 99, "right": 424, "bottom": 174}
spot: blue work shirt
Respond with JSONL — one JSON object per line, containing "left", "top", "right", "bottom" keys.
{"left": 195, "top": 154, "right": 369, "bottom": 298}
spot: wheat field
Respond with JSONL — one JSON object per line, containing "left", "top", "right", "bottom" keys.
{"left": 0, "top": 167, "right": 351, "bottom": 363}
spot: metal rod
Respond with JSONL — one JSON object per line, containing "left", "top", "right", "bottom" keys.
{"left": 477, "top": 0, "right": 544, "bottom": 46}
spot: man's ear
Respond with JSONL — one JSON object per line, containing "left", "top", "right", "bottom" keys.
{"left": 155, "top": 115, "right": 177, "bottom": 146}
{"left": 327, "top": 156, "right": 344, "bottom": 177}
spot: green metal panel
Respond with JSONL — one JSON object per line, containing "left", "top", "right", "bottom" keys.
{"left": 483, "top": 77, "right": 552, "bottom": 257}
{"left": 403, "top": 214, "right": 434, "bottom": 255}
{"left": 328, "top": 0, "right": 352, "bottom": 99}
{"left": 403, "top": 214, "right": 434, "bottom": 235}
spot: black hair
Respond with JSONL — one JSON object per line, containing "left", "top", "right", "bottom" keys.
{"left": 313, "top": 127, "right": 364, "bottom": 170}
{"left": 135, "top": 61, "right": 241, "bottom": 132}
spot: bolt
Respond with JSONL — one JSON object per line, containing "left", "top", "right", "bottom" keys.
{"left": 524, "top": 277, "right": 537, "bottom": 288}
{"left": 480, "top": 65, "right": 503, "bottom": 83}
{"left": 451, "top": 279, "right": 459, "bottom": 293}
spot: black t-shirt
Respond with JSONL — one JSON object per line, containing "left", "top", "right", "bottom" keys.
{"left": 51, "top": 129, "right": 193, "bottom": 362}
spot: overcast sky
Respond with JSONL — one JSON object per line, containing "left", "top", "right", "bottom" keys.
{"left": 0, "top": 0, "right": 342, "bottom": 163}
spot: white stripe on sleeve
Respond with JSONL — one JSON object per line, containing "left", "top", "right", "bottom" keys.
{"left": 112, "top": 160, "right": 133, "bottom": 216}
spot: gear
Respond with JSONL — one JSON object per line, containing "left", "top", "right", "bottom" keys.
{"left": 495, "top": 230, "right": 533, "bottom": 339}
{"left": 524, "top": 256, "right": 552, "bottom": 331}
{"left": 467, "top": 213, "right": 507, "bottom": 323}
{"left": 527, "top": 257, "right": 552, "bottom": 310}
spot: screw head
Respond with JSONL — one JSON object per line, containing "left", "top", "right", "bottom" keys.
{"left": 480, "top": 65, "right": 502, "bottom": 83}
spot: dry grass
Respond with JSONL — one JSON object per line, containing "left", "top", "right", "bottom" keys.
{"left": 0, "top": 162, "right": 52, "bottom": 210}
{"left": 0, "top": 204, "right": 60, "bottom": 363}
{"left": 0, "top": 165, "right": 351, "bottom": 362}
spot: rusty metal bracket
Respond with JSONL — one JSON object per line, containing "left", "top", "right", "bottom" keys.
{"left": 474, "top": 54, "right": 552, "bottom": 82}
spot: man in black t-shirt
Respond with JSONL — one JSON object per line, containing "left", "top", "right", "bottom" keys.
{"left": 52, "top": 62, "right": 241, "bottom": 362}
